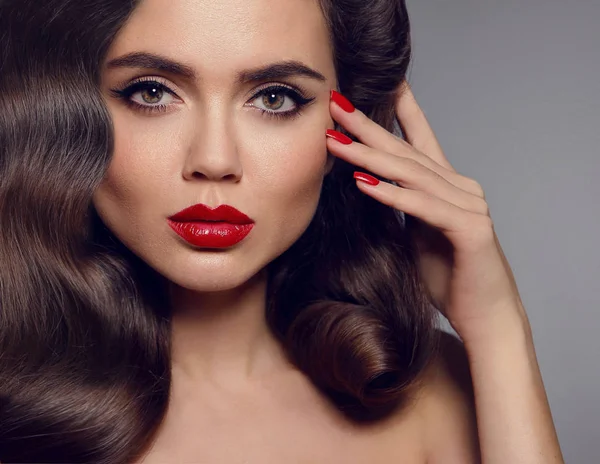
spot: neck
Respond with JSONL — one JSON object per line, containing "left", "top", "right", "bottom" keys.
{"left": 168, "top": 268, "right": 294, "bottom": 387}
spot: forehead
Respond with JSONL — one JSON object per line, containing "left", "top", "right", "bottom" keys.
{"left": 106, "top": 0, "right": 334, "bottom": 83}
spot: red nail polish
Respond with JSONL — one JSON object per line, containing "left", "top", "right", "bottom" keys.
{"left": 326, "top": 129, "right": 353, "bottom": 145}
{"left": 330, "top": 90, "right": 355, "bottom": 113}
{"left": 353, "top": 171, "right": 379, "bottom": 186}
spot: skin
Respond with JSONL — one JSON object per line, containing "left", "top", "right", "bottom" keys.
{"left": 93, "top": 0, "right": 546, "bottom": 462}
{"left": 96, "top": 0, "right": 337, "bottom": 389}
{"left": 326, "top": 71, "right": 563, "bottom": 463}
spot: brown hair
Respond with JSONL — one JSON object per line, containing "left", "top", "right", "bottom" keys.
{"left": 0, "top": 0, "right": 441, "bottom": 462}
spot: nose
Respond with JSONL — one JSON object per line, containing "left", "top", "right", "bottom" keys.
{"left": 182, "top": 108, "right": 243, "bottom": 183}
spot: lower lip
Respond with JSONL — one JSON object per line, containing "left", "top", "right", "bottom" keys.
{"left": 167, "top": 220, "right": 254, "bottom": 248}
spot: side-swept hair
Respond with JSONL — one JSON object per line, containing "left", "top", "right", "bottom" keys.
{"left": 0, "top": 0, "right": 441, "bottom": 461}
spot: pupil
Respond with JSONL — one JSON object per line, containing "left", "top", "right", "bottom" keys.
{"left": 263, "top": 92, "right": 284, "bottom": 110}
{"left": 142, "top": 87, "right": 162, "bottom": 104}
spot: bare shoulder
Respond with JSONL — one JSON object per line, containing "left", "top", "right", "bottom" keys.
{"left": 415, "top": 330, "right": 482, "bottom": 463}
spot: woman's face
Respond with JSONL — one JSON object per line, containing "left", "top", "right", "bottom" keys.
{"left": 95, "top": 0, "right": 336, "bottom": 292}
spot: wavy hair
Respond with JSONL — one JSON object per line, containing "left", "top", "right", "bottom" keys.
{"left": 0, "top": 0, "right": 442, "bottom": 462}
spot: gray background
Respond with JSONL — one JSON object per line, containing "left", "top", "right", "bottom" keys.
{"left": 405, "top": 0, "right": 599, "bottom": 462}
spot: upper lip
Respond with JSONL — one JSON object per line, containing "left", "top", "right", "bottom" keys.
{"left": 168, "top": 204, "right": 253, "bottom": 224}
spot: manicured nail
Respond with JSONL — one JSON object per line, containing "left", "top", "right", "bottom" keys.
{"left": 330, "top": 90, "right": 355, "bottom": 113}
{"left": 353, "top": 171, "right": 380, "bottom": 186}
{"left": 326, "top": 129, "right": 353, "bottom": 145}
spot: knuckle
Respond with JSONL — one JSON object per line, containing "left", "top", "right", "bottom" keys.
{"left": 469, "top": 179, "right": 486, "bottom": 198}
{"left": 475, "top": 198, "right": 490, "bottom": 216}
{"left": 357, "top": 112, "right": 372, "bottom": 132}
{"left": 400, "top": 157, "right": 422, "bottom": 172}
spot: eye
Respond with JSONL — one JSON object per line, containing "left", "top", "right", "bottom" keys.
{"left": 247, "top": 84, "right": 315, "bottom": 120}
{"left": 109, "top": 78, "right": 179, "bottom": 114}
{"left": 110, "top": 80, "right": 315, "bottom": 119}
{"left": 251, "top": 87, "right": 296, "bottom": 113}
{"left": 130, "top": 82, "right": 175, "bottom": 106}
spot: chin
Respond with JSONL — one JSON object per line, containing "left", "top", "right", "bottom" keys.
{"left": 133, "top": 218, "right": 306, "bottom": 294}
{"left": 155, "top": 250, "right": 268, "bottom": 294}
{"left": 169, "top": 271, "right": 256, "bottom": 293}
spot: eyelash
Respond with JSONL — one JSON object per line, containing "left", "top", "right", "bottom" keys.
{"left": 109, "top": 77, "right": 315, "bottom": 121}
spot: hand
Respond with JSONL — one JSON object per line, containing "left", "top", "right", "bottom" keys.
{"left": 326, "top": 83, "right": 529, "bottom": 340}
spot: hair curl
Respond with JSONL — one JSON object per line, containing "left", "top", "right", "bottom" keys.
{"left": 0, "top": 0, "right": 442, "bottom": 462}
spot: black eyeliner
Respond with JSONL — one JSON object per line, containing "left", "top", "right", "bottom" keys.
{"left": 109, "top": 79, "right": 316, "bottom": 119}
{"left": 250, "top": 84, "right": 315, "bottom": 120}
{"left": 109, "top": 77, "right": 178, "bottom": 114}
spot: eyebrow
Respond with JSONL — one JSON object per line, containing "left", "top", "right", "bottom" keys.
{"left": 105, "top": 52, "right": 327, "bottom": 84}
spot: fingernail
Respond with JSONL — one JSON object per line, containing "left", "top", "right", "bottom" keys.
{"left": 353, "top": 171, "right": 380, "bottom": 186}
{"left": 330, "top": 90, "right": 355, "bottom": 113}
{"left": 326, "top": 129, "right": 353, "bottom": 145}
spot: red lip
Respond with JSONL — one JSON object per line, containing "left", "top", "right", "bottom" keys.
{"left": 167, "top": 204, "right": 254, "bottom": 248}
{"left": 168, "top": 204, "right": 253, "bottom": 224}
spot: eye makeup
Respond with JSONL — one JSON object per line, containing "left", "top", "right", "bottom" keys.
{"left": 250, "top": 83, "right": 315, "bottom": 121}
{"left": 108, "top": 77, "right": 316, "bottom": 120}
{"left": 109, "top": 76, "right": 176, "bottom": 115}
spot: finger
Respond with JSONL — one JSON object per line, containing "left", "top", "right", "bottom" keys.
{"left": 326, "top": 135, "right": 489, "bottom": 214}
{"left": 326, "top": 128, "right": 485, "bottom": 201}
{"left": 352, "top": 176, "right": 489, "bottom": 236}
{"left": 329, "top": 92, "right": 451, "bottom": 175}
{"left": 395, "top": 81, "right": 455, "bottom": 172}
{"left": 329, "top": 92, "right": 480, "bottom": 198}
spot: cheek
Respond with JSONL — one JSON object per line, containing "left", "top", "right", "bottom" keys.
{"left": 94, "top": 107, "right": 181, "bottom": 204}
{"left": 250, "top": 126, "right": 328, "bottom": 227}
{"left": 92, "top": 118, "right": 176, "bottom": 238}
